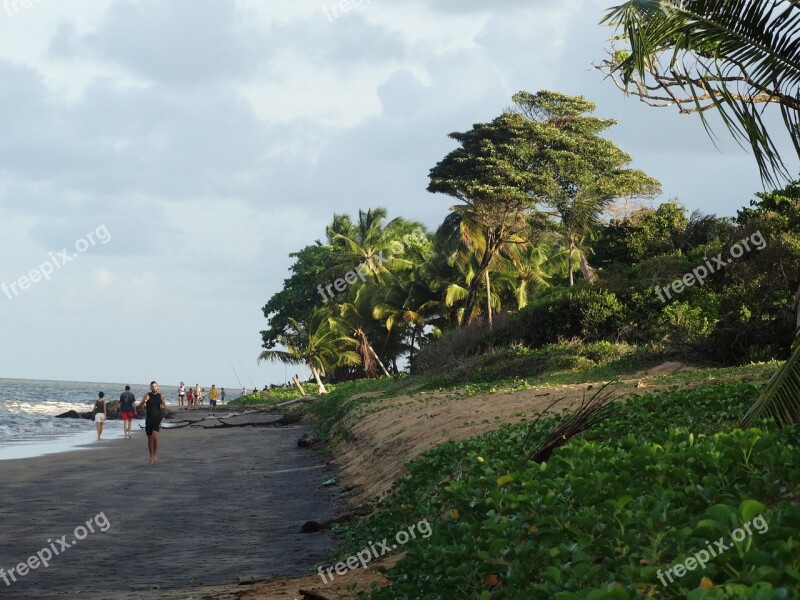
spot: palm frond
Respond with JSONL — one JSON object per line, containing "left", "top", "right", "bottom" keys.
{"left": 257, "top": 350, "right": 304, "bottom": 365}
{"left": 601, "top": 0, "right": 800, "bottom": 185}
{"left": 741, "top": 338, "right": 800, "bottom": 427}
{"left": 445, "top": 283, "right": 468, "bottom": 306}
{"left": 528, "top": 382, "right": 624, "bottom": 463}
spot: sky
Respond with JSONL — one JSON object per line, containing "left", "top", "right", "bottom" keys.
{"left": 0, "top": 0, "right": 796, "bottom": 388}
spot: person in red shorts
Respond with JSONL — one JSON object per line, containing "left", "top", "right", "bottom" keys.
{"left": 119, "top": 385, "right": 136, "bottom": 438}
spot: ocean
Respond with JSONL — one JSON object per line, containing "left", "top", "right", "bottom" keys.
{"left": 0, "top": 378, "right": 180, "bottom": 460}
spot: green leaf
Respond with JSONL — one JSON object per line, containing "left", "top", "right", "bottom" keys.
{"left": 739, "top": 499, "right": 766, "bottom": 522}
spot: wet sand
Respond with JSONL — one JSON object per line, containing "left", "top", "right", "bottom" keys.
{"left": 0, "top": 411, "right": 342, "bottom": 599}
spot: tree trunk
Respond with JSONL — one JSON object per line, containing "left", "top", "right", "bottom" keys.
{"left": 409, "top": 325, "right": 418, "bottom": 371}
{"left": 794, "top": 284, "right": 800, "bottom": 330}
{"left": 292, "top": 374, "right": 307, "bottom": 396}
{"left": 309, "top": 365, "right": 328, "bottom": 395}
{"left": 363, "top": 334, "right": 390, "bottom": 377}
{"left": 460, "top": 246, "right": 495, "bottom": 327}
{"left": 485, "top": 269, "right": 493, "bottom": 330}
{"left": 356, "top": 330, "right": 377, "bottom": 378}
{"left": 792, "top": 284, "right": 800, "bottom": 342}
{"left": 568, "top": 240, "right": 575, "bottom": 287}
{"left": 579, "top": 253, "right": 598, "bottom": 284}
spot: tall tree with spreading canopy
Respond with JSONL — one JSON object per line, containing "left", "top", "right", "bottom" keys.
{"left": 428, "top": 111, "right": 537, "bottom": 326}
{"left": 260, "top": 244, "right": 339, "bottom": 351}
{"left": 599, "top": 0, "right": 800, "bottom": 185}
{"left": 429, "top": 90, "right": 660, "bottom": 324}
{"left": 512, "top": 91, "right": 661, "bottom": 287}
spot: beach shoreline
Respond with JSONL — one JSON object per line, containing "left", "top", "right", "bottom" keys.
{"left": 0, "top": 411, "right": 343, "bottom": 599}
{"left": 0, "top": 403, "right": 246, "bottom": 461}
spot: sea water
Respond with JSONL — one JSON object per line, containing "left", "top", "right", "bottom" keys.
{"left": 0, "top": 379, "right": 180, "bottom": 460}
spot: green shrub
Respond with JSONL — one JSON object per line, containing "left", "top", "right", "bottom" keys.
{"left": 494, "top": 287, "right": 625, "bottom": 348}
{"left": 348, "top": 382, "right": 800, "bottom": 599}
{"left": 653, "top": 300, "right": 717, "bottom": 352}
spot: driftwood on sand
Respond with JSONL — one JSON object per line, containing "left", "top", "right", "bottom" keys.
{"left": 164, "top": 409, "right": 303, "bottom": 430}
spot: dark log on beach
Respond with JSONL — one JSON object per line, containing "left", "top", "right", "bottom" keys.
{"left": 299, "top": 590, "right": 332, "bottom": 600}
{"left": 163, "top": 411, "right": 300, "bottom": 430}
{"left": 275, "top": 396, "right": 317, "bottom": 408}
{"left": 300, "top": 509, "right": 372, "bottom": 533}
{"left": 194, "top": 413, "right": 302, "bottom": 429}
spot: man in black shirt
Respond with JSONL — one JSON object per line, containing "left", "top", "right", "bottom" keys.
{"left": 138, "top": 381, "right": 166, "bottom": 464}
{"left": 119, "top": 385, "right": 136, "bottom": 439}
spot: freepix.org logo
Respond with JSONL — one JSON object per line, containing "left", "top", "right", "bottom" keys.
{"left": 0, "top": 512, "right": 111, "bottom": 587}
{"left": 1, "top": 225, "right": 111, "bottom": 301}
{"left": 3, "top": 0, "right": 53, "bottom": 17}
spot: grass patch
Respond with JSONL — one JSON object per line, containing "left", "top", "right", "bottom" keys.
{"left": 227, "top": 384, "right": 327, "bottom": 408}
{"left": 306, "top": 357, "right": 780, "bottom": 443}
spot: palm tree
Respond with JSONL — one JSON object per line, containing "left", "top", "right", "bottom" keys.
{"left": 257, "top": 307, "right": 358, "bottom": 394}
{"left": 551, "top": 191, "right": 616, "bottom": 287}
{"left": 415, "top": 237, "right": 465, "bottom": 328}
{"left": 438, "top": 205, "right": 525, "bottom": 327}
{"left": 599, "top": 0, "right": 800, "bottom": 186}
{"left": 326, "top": 208, "right": 418, "bottom": 284}
{"left": 372, "top": 232, "right": 443, "bottom": 369}
{"left": 494, "top": 240, "right": 552, "bottom": 310}
{"left": 336, "top": 286, "right": 391, "bottom": 378}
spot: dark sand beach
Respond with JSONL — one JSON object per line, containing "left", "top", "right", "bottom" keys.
{"left": 0, "top": 410, "right": 341, "bottom": 599}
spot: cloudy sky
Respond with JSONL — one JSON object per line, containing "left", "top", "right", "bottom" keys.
{"left": 0, "top": 0, "right": 796, "bottom": 388}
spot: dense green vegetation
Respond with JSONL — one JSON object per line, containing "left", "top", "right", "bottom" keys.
{"left": 260, "top": 189, "right": 799, "bottom": 391}
{"left": 598, "top": 0, "right": 800, "bottom": 428}
{"left": 318, "top": 382, "right": 799, "bottom": 599}
{"left": 259, "top": 90, "right": 800, "bottom": 388}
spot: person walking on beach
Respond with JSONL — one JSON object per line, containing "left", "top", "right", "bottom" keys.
{"left": 138, "top": 381, "right": 166, "bottom": 464}
{"left": 220, "top": 387, "right": 225, "bottom": 404}
{"left": 119, "top": 385, "right": 136, "bottom": 439}
{"left": 93, "top": 392, "right": 107, "bottom": 440}
{"left": 178, "top": 382, "right": 186, "bottom": 410}
{"left": 194, "top": 383, "right": 201, "bottom": 408}
{"left": 186, "top": 386, "right": 194, "bottom": 409}
{"left": 208, "top": 384, "right": 219, "bottom": 417}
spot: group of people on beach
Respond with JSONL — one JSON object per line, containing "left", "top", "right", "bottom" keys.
{"left": 92, "top": 381, "right": 166, "bottom": 464}
{"left": 91, "top": 381, "right": 227, "bottom": 464}
{"left": 177, "top": 382, "right": 224, "bottom": 414}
